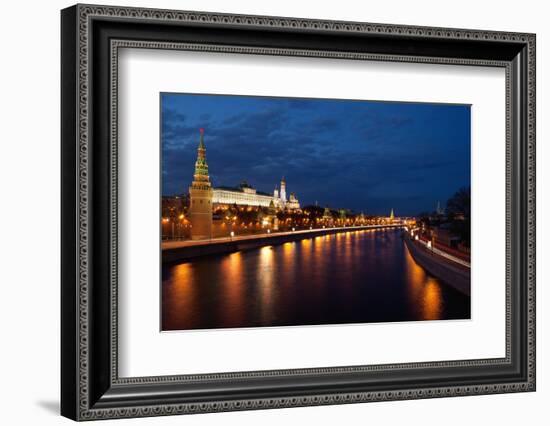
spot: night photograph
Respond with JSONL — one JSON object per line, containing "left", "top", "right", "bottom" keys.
{"left": 160, "top": 93, "right": 472, "bottom": 331}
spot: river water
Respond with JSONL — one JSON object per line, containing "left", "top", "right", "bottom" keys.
{"left": 162, "top": 228, "right": 470, "bottom": 331}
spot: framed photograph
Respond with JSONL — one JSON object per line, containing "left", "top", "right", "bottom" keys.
{"left": 61, "top": 4, "right": 536, "bottom": 421}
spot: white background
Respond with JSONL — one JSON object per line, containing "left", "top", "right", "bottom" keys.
{"left": 119, "top": 49, "right": 505, "bottom": 377}
{"left": 0, "top": 0, "right": 547, "bottom": 425}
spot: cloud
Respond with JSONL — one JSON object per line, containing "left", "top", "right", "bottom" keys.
{"left": 161, "top": 95, "right": 470, "bottom": 215}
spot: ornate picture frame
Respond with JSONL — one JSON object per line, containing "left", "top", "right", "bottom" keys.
{"left": 61, "top": 4, "right": 535, "bottom": 421}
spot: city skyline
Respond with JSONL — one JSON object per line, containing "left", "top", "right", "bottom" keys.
{"left": 161, "top": 93, "right": 471, "bottom": 216}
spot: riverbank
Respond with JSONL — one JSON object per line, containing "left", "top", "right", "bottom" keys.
{"left": 162, "top": 224, "right": 404, "bottom": 263}
{"left": 403, "top": 234, "right": 470, "bottom": 296}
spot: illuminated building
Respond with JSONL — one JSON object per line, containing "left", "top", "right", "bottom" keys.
{"left": 390, "top": 208, "right": 395, "bottom": 221}
{"left": 267, "top": 200, "right": 279, "bottom": 230}
{"left": 279, "top": 177, "right": 287, "bottom": 203}
{"left": 272, "top": 177, "right": 300, "bottom": 209}
{"left": 212, "top": 176, "right": 300, "bottom": 210}
{"left": 322, "top": 207, "right": 334, "bottom": 225}
{"left": 212, "top": 182, "right": 274, "bottom": 207}
{"left": 188, "top": 129, "right": 213, "bottom": 240}
{"left": 286, "top": 193, "right": 300, "bottom": 210}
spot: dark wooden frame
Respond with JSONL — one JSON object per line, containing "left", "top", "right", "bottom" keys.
{"left": 61, "top": 4, "right": 536, "bottom": 421}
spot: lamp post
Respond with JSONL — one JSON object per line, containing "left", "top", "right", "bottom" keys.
{"left": 178, "top": 214, "right": 184, "bottom": 240}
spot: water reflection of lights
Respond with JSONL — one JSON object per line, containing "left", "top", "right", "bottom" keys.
{"left": 258, "top": 246, "right": 274, "bottom": 274}
{"left": 403, "top": 245, "right": 443, "bottom": 320}
{"left": 281, "top": 242, "right": 296, "bottom": 272}
{"left": 170, "top": 263, "right": 193, "bottom": 303}
{"left": 163, "top": 228, "right": 465, "bottom": 330}
{"left": 313, "top": 235, "right": 325, "bottom": 265}
{"left": 258, "top": 246, "right": 276, "bottom": 322}
{"left": 219, "top": 252, "right": 246, "bottom": 324}
{"left": 164, "top": 262, "right": 197, "bottom": 327}
{"left": 422, "top": 279, "right": 443, "bottom": 320}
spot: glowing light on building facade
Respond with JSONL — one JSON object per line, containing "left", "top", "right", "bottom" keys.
{"left": 211, "top": 176, "right": 300, "bottom": 210}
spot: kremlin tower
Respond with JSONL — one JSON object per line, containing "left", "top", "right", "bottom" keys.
{"left": 280, "top": 177, "right": 287, "bottom": 203}
{"left": 188, "top": 129, "right": 213, "bottom": 240}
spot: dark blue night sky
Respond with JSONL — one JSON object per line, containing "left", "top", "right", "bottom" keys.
{"left": 161, "top": 93, "right": 470, "bottom": 216}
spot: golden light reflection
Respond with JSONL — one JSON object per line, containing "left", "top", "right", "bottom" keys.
{"left": 335, "top": 231, "right": 344, "bottom": 253}
{"left": 217, "top": 252, "right": 246, "bottom": 325}
{"left": 403, "top": 244, "right": 444, "bottom": 320}
{"left": 280, "top": 242, "right": 296, "bottom": 289}
{"left": 163, "top": 229, "right": 458, "bottom": 330}
{"left": 422, "top": 278, "right": 443, "bottom": 320}
{"left": 257, "top": 246, "right": 275, "bottom": 322}
{"left": 171, "top": 263, "right": 193, "bottom": 304}
{"left": 258, "top": 245, "right": 274, "bottom": 273}
{"left": 300, "top": 238, "right": 312, "bottom": 271}
{"left": 313, "top": 236, "right": 325, "bottom": 268}
{"left": 344, "top": 232, "right": 353, "bottom": 269}
{"left": 165, "top": 262, "right": 197, "bottom": 327}
{"left": 282, "top": 242, "right": 295, "bottom": 265}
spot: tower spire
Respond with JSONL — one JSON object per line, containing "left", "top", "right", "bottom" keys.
{"left": 189, "top": 129, "right": 213, "bottom": 240}
{"left": 193, "top": 128, "right": 210, "bottom": 184}
{"left": 280, "top": 176, "right": 287, "bottom": 203}
{"left": 198, "top": 127, "right": 205, "bottom": 149}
